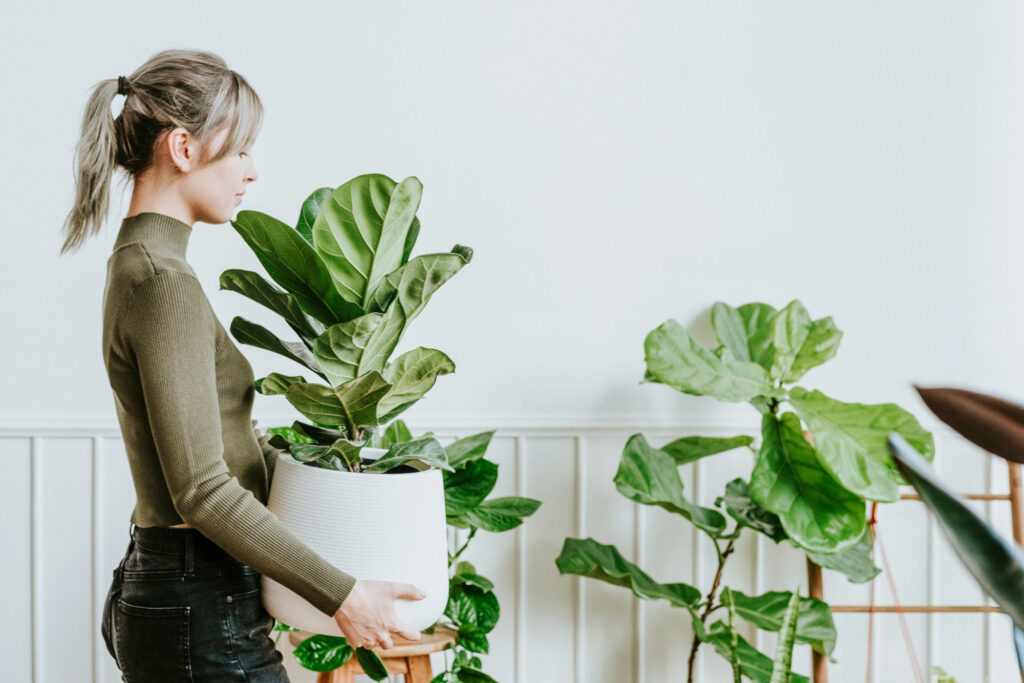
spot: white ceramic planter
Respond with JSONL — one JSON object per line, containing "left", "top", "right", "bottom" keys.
{"left": 261, "top": 447, "right": 449, "bottom": 635}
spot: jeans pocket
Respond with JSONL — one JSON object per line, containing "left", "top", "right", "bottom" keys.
{"left": 114, "top": 597, "right": 192, "bottom": 682}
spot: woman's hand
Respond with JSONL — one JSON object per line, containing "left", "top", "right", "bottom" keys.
{"left": 333, "top": 579, "right": 426, "bottom": 650}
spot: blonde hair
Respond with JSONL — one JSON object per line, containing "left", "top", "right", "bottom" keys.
{"left": 59, "top": 48, "right": 263, "bottom": 255}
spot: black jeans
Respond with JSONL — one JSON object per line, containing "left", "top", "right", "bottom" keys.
{"left": 101, "top": 524, "right": 290, "bottom": 682}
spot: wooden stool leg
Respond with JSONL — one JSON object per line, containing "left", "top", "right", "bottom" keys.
{"left": 807, "top": 557, "right": 828, "bottom": 683}
{"left": 318, "top": 663, "right": 356, "bottom": 683}
{"left": 405, "top": 654, "right": 433, "bottom": 683}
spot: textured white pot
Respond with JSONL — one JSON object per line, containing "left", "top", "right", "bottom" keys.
{"left": 261, "top": 447, "right": 449, "bottom": 635}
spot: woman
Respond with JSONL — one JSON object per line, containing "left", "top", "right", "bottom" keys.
{"left": 60, "top": 48, "right": 424, "bottom": 681}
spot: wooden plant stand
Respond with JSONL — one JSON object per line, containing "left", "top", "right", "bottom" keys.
{"left": 288, "top": 626, "right": 458, "bottom": 683}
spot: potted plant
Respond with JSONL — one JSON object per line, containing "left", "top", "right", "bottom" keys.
{"left": 221, "top": 173, "right": 471, "bottom": 639}
{"left": 556, "top": 299, "right": 935, "bottom": 681}
{"left": 286, "top": 423, "right": 543, "bottom": 682}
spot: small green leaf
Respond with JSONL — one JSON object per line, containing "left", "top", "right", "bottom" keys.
{"left": 230, "top": 316, "right": 326, "bottom": 379}
{"left": 462, "top": 496, "right": 541, "bottom": 532}
{"left": 555, "top": 537, "right": 700, "bottom": 607}
{"left": 445, "top": 431, "right": 497, "bottom": 468}
{"left": 615, "top": 434, "right": 727, "bottom": 535}
{"left": 804, "top": 525, "right": 881, "bottom": 584}
{"left": 785, "top": 316, "right": 842, "bottom": 383}
{"left": 381, "top": 420, "right": 413, "bottom": 448}
{"left": 719, "top": 478, "right": 787, "bottom": 543}
{"left": 355, "top": 647, "right": 389, "bottom": 681}
{"left": 445, "top": 459, "right": 499, "bottom": 513}
{"left": 255, "top": 372, "right": 306, "bottom": 396}
{"left": 661, "top": 435, "right": 754, "bottom": 466}
{"left": 364, "top": 436, "right": 453, "bottom": 473}
{"left": 455, "top": 624, "right": 490, "bottom": 653}
{"left": 292, "top": 634, "right": 354, "bottom": 672}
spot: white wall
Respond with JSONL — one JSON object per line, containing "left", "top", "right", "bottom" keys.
{"left": 4, "top": 1, "right": 1024, "bottom": 681}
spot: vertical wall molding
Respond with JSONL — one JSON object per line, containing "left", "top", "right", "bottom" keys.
{"left": 2, "top": 417, "right": 1005, "bottom": 683}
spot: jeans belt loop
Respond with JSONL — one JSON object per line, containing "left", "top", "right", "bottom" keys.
{"left": 183, "top": 531, "right": 195, "bottom": 578}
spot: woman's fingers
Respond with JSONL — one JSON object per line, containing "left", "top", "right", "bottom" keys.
{"left": 392, "top": 583, "right": 427, "bottom": 600}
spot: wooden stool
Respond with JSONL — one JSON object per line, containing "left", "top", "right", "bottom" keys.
{"left": 288, "top": 626, "right": 458, "bottom": 682}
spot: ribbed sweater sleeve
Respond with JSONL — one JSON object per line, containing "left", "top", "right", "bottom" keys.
{"left": 253, "top": 420, "right": 282, "bottom": 486}
{"left": 122, "top": 270, "right": 356, "bottom": 616}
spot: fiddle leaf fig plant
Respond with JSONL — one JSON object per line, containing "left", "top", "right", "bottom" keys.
{"left": 557, "top": 299, "right": 935, "bottom": 682}
{"left": 221, "top": 173, "right": 472, "bottom": 473}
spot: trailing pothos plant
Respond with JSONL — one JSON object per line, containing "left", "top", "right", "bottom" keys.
{"left": 429, "top": 426, "right": 542, "bottom": 683}
{"left": 556, "top": 299, "right": 935, "bottom": 682}
{"left": 271, "top": 421, "right": 541, "bottom": 682}
{"left": 220, "top": 172, "right": 472, "bottom": 472}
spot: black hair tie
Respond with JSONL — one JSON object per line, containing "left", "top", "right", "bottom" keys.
{"left": 117, "top": 75, "right": 129, "bottom": 96}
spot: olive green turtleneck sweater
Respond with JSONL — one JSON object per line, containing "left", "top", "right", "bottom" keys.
{"left": 102, "top": 212, "right": 356, "bottom": 617}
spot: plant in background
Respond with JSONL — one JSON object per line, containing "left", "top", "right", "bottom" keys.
{"left": 556, "top": 299, "right": 935, "bottom": 682}
{"left": 221, "top": 172, "right": 472, "bottom": 474}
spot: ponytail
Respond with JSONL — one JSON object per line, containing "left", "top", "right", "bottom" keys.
{"left": 59, "top": 77, "right": 124, "bottom": 255}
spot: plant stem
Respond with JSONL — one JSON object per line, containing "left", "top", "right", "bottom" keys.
{"left": 449, "top": 528, "right": 478, "bottom": 565}
{"left": 687, "top": 535, "right": 738, "bottom": 683}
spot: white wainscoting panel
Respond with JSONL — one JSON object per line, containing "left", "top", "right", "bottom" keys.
{"left": 0, "top": 417, "right": 1018, "bottom": 683}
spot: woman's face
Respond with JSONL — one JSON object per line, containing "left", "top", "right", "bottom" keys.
{"left": 173, "top": 125, "right": 258, "bottom": 225}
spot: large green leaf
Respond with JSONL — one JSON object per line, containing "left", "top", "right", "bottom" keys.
{"left": 789, "top": 387, "right": 935, "bottom": 503}
{"left": 445, "top": 459, "right": 499, "bottom": 514}
{"left": 694, "top": 617, "right": 809, "bottom": 683}
{"left": 888, "top": 433, "right": 1024, "bottom": 629}
{"left": 768, "top": 300, "right": 812, "bottom": 383}
{"left": 460, "top": 496, "right": 540, "bottom": 532}
{"left": 229, "top": 316, "right": 326, "bottom": 380}
{"left": 375, "top": 347, "right": 456, "bottom": 420}
{"left": 364, "top": 250, "right": 471, "bottom": 324}
{"left": 296, "top": 187, "right": 333, "bottom": 244}
{"left": 285, "top": 372, "right": 391, "bottom": 430}
{"left": 719, "top": 587, "right": 836, "bottom": 656}
{"left": 717, "top": 478, "right": 787, "bottom": 543}
{"left": 643, "top": 319, "right": 775, "bottom": 402}
{"left": 364, "top": 435, "right": 453, "bottom": 473}
{"left": 446, "top": 582, "right": 500, "bottom": 633}
{"left": 313, "top": 304, "right": 406, "bottom": 387}
{"left": 555, "top": 537, "right": 700, "bottom": 607}
{"left": 661, "top": 435, "right": 754, "bottom": 466}
{"left": 230, "top": 210, "right": 361, "bottom": 324}
{"left": 804, "top": 525, "right": 881, "bottom": 584}
{"left": 749, "top": 413, "right": 866, "bottom": 553}
{"left": 219, "top": 269, "right": 322, "bottom": 343}
{"left": 312, "top": 174, "right": 422, "bottom": 308}
{"left": 615, "top": 434, "right": 727, "bottom": 535}
{"left": 785, "top": 316, "right": 842, "bottom": 383}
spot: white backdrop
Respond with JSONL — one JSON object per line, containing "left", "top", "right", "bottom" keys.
{"left": 3, "top": 1, "right": 1024, "bottom": 681}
